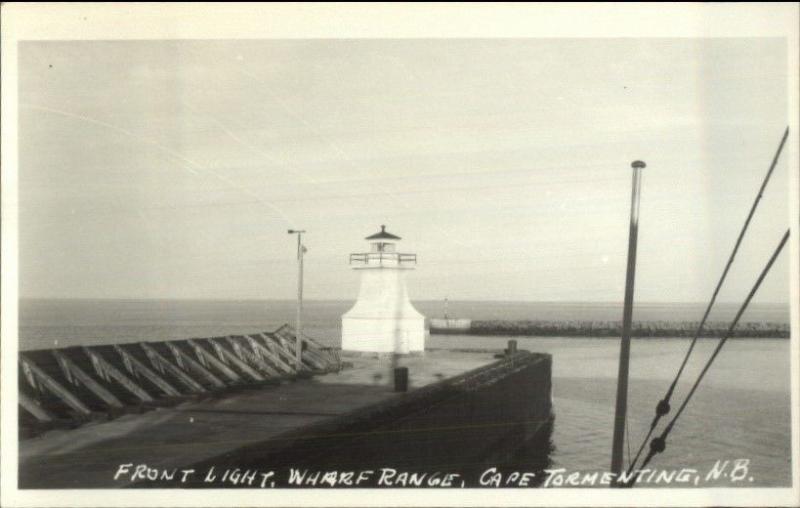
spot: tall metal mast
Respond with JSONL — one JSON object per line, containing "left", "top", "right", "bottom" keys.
{"left": 610, "top": 160, "right": 646, "bottom": 482}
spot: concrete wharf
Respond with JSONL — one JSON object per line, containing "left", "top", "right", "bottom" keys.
{"left": 19, "top": 328, "right": 553, "bottom": 489}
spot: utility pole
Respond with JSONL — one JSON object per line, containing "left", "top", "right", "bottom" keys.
{"left": 611, "top": 160, "right": 646, "bottom": 483}
{"left": 288, "top": 229, "right": 306, "bottom": 370}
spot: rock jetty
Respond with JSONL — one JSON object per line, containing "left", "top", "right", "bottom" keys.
{"left": 429, "top": 318, "right": 789, "bottom": 338}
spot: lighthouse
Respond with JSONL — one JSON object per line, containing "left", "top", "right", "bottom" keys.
{"left": 341, "top": 225, "right": 426, "bottom": 354}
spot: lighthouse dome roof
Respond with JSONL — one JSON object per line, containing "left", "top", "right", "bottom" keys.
{"left": 365, "top": 225, "right": 401, "bottom": 241}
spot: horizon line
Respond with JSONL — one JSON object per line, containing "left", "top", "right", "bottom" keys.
{"left": 17, "top": 296, "right": 791, "bottom": 307}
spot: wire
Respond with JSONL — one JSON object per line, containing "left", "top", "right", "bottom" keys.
{"left": 628, "top": 229, "right": 790, "bottom": 483}
{"left": 626, "top": 126, "right": 789, "bottom": 474}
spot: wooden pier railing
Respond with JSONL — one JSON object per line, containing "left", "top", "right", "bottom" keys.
{"left": 18, "top": 325, "right": 340, "bottom": 438}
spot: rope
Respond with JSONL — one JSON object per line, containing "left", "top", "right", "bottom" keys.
{"left": 627, "top": 229, "right": 790, "bottom": 484}
{"left": 626, "top": 126, "right": 789, "bottom": 474}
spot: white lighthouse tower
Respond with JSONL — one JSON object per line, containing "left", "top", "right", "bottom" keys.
{"left": 341, "top": 225, "right": 426, "bottom": 355}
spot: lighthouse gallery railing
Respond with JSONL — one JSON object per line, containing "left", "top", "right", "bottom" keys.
{"left": 349, "top": 252, "right": 417, "bottom": 265}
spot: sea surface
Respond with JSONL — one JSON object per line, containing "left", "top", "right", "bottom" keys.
{"left": 17, "top": 299, "right": 794, "bottom": 487}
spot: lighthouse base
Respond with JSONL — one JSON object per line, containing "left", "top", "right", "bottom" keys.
{"left": 341, "top": 316, "right": 426, "bottom": 355}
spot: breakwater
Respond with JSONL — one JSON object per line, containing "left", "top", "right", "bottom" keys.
{"left": 429, "top": 318, "right": 789, "bottom": 338}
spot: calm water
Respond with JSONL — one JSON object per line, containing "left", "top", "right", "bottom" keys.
{"left": 18, "top": 299, "right": 793, "bottom": 487}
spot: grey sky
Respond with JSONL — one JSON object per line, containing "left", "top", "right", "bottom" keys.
{"left": 18, "top": 38, "right": 790, "bottom": 303}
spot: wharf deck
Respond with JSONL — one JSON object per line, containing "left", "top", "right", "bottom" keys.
{"left": 19, "top": 351, "right": 498, "bottom": 488}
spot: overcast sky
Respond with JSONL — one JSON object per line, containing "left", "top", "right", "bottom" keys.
{"left": 18, "top": 38, "right": 790, "bottom": 303}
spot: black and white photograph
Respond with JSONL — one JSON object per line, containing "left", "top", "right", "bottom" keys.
{"left": 1, "top": 4, "right": 798, "bottom": 507}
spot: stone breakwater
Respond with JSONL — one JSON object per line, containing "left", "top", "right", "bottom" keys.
{"left": 429, "top": 319, "right": 789, "bottom": 338}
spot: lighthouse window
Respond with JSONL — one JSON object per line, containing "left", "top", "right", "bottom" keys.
{"left": 371, "top": 242, "right": 396, "bottom": 253}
